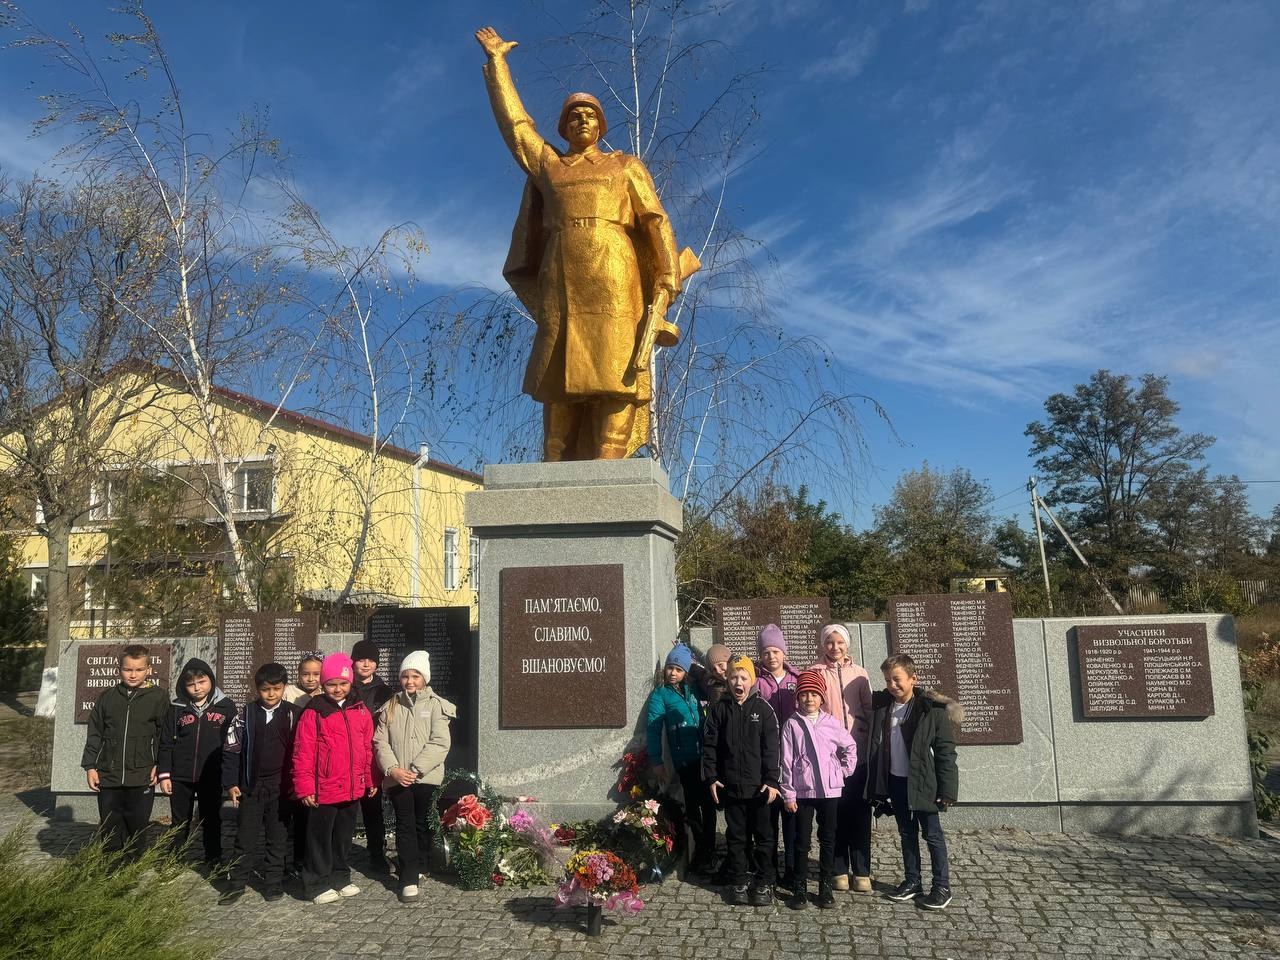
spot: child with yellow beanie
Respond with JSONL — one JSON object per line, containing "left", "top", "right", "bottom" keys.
{"left": 701, "top": 655, "right": 780, "bottom": 906}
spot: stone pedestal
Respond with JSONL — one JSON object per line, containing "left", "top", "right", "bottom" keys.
{"left": 465, "top": 459, "right": 682, "bottom": 821}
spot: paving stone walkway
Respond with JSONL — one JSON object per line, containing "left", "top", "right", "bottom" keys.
{"left": 6, "top": 788, "right": 1280, "bottom": 960}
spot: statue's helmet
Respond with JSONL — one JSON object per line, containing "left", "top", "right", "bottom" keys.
{"left": 557, "top": 92, "right": 608, "bottom": 141}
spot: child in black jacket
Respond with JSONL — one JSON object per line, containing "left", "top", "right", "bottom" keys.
{"left": 219, "top": 662, "right": 301, "bottom": 903}
{"left": 81, "top": 644, "right": 168, "bottom": 854}
{"left": 351, "top": 638, "right": 393, "bottom": 872}
{"left": 702, "top": 655, "right": 780, "bottom": 906}
{"left": 158, "top": 657, "right": 237, "bottom": 864}
{"left": 865, "top": 654, "right": 961, "bottom": 910}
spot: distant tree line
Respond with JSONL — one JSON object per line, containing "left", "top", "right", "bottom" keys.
{"left": 678, "top": 370, "right": 1280, "bottom": 624}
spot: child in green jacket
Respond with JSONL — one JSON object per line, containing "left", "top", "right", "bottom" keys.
{"left": 646, "top": 644, "right": 714, "bottom": 873}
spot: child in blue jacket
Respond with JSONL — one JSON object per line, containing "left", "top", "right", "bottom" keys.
{"left": 646, "top": 644, "right": 715, "bottom": 873}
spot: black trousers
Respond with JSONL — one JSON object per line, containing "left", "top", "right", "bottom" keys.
{"left": 168, "top": 764, "right": 223, "bottom": 861}
{"left": 289, "top": 803, "right": 308, "bottom": 868}
{"left": 793, "top": 797, "right": 839, "bottom": 887}
{"left": 768, "top": 797, "right": 798, "bottom": 875}
{"left": 97, "top": 784, "right": 155, "bottom": 853}
{"left": 834, "top": 763, "right": 872, "bottom": 877}
{"left": 230, "top": 777, "right": 289, "bottom": 886}
{"left": 303, "top": 799, "right": 358, "bottom": 895}
{"left": 359, "top": 791, "right": 386, "bottom": 865}
{"left": 674, "top": 764, "right": 716, "bottom": 863}
{"left": 722, "top": 793, "right": 771, "bottom": 886}
{"left": 387, "top": 782, "right": 436, "bottom": 887}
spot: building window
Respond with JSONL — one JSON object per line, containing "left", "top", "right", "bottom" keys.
{"left": 443, "top": 528, "right": 459, "bottom": 591}
{"left": 89, "top": 476, "right": 119, "bottom": 521}
{"left": 30, "top": 570, "right": 46, "bottom": 605}
{"left": 235, "top": 465, "right": 273, "bottom": 512}
{"left": 469, "top": 534, "right": 480, "bottom": 592}
{"left": 83, "top": 572, "right": 108, "bottom": 610}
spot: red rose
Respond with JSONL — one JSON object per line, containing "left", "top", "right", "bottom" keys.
{"left": 465, "top": 806, "right": 492, "bottom": 829}
{"left": 491, "top": 873, "right": 504, "bottom": 887}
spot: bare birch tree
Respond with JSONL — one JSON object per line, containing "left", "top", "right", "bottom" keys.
{"left": 0, "top": 174, "right": 164, "bottom": 672}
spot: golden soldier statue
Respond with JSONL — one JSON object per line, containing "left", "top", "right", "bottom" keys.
{"left": 476, "top": 26, "right": 698, "bottom": 461}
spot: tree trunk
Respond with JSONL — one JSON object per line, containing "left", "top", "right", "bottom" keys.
{"left": 42, "top": 511, "right": 73, "bottom": 669}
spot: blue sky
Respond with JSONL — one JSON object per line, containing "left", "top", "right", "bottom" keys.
{"left": 2, "top": 0, "right": 1277, "bottom": 530}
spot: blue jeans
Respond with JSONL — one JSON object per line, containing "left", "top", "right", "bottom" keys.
{"left": 888, "top": 774, "right": 950, "bottom": 890}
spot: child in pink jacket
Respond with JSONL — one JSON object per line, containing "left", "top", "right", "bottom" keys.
{"left": 806, "top": 622, "right": 874, "bottom": 891}
{"left": 292, "top": 652, "right": 378, "bottom": 904}
{"left": 780, "top": 669, "right": 857, "bottom": 910}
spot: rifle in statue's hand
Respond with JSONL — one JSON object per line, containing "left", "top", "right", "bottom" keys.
{"left": 632, "top": 247, "right": 701, "bottom": 374}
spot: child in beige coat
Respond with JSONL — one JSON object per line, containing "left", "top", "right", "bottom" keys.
{"left": 372, "top": 650, "right": 455, "bottom": 903}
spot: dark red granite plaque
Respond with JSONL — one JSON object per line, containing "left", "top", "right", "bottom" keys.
{"left": 367, "top": 606, "right": 476, "bottom": 769}
{"left": 1076, "top": 622, "right": 1214, "bottom": 718}
{"left": 715, "top": 597, "right": 832, "bottom": 667}
{"left": 888, "top": 593, "right": 1023, "bottom": 746}
{"left": 499, "top": 564, "right": 626, "bottom": 729}
{"left": 217, "top": 612, "right": 320, "bottom": 707}
{"left": 74, "top": 642, "right": 171, "bottom": 723}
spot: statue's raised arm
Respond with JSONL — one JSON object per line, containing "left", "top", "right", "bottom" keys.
{"left": 474, "top": 26, "right": 544, "bottom": 174}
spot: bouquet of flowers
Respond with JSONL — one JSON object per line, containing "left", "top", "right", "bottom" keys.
{"left": 609, "top": 798, "right": 676, "bottom": 862}
{"left": 554, "top": 850, "right": 643, "bottom": 914}
{"left": 613, "top": 749, "right": 655, "bottom": 799}
{"left": 430, "top": 770, "right": 560, "bottom": 889}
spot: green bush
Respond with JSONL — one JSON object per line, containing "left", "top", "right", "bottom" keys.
{"left": 1242, "top": 676, "right": 1280, "bottom": 823}
{"left": 0, "top": 645, "right": 45, "bottom": 695}
{"left": 0, "top": 823, "right": 220, "bottom": 960}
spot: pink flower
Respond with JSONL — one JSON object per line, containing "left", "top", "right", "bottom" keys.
{"left": 612, "top": 810, "right": 627, "bottom": 824}
{"left": 642, "top": 798, "right": 660, "bottom": 813}
{"left": 508, "top": 809, "right": 535, "bottom": 833}
{"left": 639, "top": 816, "right": 656, "bottom": 828}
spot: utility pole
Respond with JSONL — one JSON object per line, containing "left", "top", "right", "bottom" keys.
{"left": 1029, "top": 485, "right": 1125, "bottom": 615}
{"left": 1028, "top": 477, "right": 1053, "bottom": 615}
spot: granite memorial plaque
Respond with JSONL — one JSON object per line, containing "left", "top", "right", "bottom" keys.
{"left": 499, "top": 564, "right": 626, "bottom": 729}
{"left": 1075, "top": 622, "right": 1215, "bottom": 718}
{"left": 74, "top": 642, "right": 171, "bottom": 723}
{"left": 217, "top": 612, "right": 320, "bottom": 707}
{"left": 715, "top": 596, "right": 832, "bottom": 666}
{"left": 367, "top": 606, "right": 476, "bottom": 769}
{"left": 888, "top": 593, "right": 1023, "bottom": 745}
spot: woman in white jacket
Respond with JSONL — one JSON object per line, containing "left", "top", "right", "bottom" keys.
{"left": 373, "top": 650, "right": 455, "bottom": 903}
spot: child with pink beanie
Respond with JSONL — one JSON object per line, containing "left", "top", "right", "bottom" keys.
{"left": 291, "top": 652, "right": 378, "bottom": 904}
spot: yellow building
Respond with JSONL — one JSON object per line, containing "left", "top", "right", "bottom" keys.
{"left": 8, "top": 366, "right": 483, "bottom": 635}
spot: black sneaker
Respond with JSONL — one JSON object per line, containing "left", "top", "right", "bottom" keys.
{"left": 886, "top": 880, "right": 923, "bottom": 902}
{"left": 817, "top": 884, "right": 835, "bottom": 909}
{"left": 263, "top": 885, "right": 285, "bottom": 902}
{"left": 749, "top": 884, "right": 773, "bottom": 907}
{"left": 786, "top": 890, "right": 808, "bottom": 911}
{"left": 217, "top": 886, "right": 246, "bottom": 906}
{"left": 921, "top": 886, "right": 953, "bottom": 910}
{"left": 730, "top": 884, "right": 750, "bottom": 905}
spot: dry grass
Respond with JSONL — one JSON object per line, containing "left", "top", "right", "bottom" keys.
{"left": 1238, "top": 605, "right": 1280, "bottom": 656}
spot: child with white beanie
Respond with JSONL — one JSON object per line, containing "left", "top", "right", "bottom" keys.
{"left": 372, "top": 649, "right": 456, "bottom": 903}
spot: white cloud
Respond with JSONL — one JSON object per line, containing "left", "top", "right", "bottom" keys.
{"left": 802, "top": 29, "right": 879, "bottom": 81}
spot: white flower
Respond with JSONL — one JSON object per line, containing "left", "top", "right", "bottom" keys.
{"left": 612, "top": 810, "right": 627, "bottom": 823}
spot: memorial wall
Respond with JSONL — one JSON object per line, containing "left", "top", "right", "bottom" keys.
{"left": 696, "top": 606, "right": 1255, "bottom": 837}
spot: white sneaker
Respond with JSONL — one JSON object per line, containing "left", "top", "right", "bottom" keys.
{"left": 418, "top": 874, "right": 428, "bottom": 885}
{"left": 312, "top": 889, "right": 340, "bottom": 905}
{"left": 399, "top": 884, "right": 419, "bottom": 903}
{"left": 338, "top": 884, "right": 360, "bottom": 898}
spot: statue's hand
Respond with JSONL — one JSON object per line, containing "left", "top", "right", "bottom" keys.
{"left": 475, "top": 26, "right": 518, "bottom": 58}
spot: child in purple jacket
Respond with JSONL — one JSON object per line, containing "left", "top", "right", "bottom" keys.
{"left": 779, "top": 669, "right": 857, "bottom": 910}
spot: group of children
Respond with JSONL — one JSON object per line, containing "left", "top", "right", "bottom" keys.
{"left": 80, "top": 622, "right": 957, "bottom": 911}
{"left": 80, "top": 641, "right": 453, "bottom": 906}
{"left": 645, "top": 624, "right": 961, "bottom": 910}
